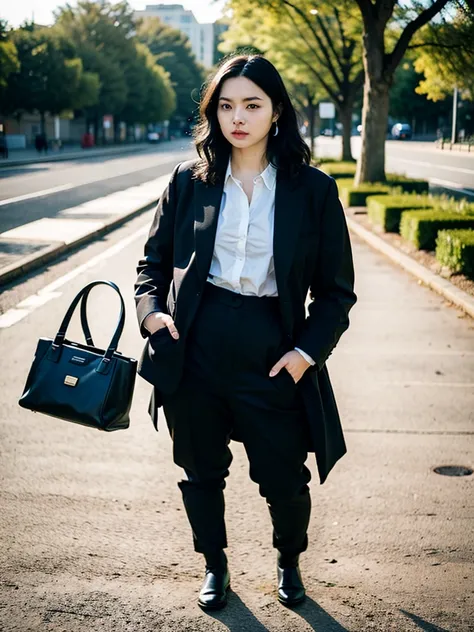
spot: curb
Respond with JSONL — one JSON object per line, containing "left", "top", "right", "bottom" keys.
{"left": 0, "top": 200, "right": 155, "bottom": 288}
{"left": 346, "top": 215, "right": 474, "bottom": 319}
{"left": 0, "top": 144, "right": 152, "bottom": 169}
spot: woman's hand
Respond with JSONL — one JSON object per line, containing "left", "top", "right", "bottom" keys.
{"left": 144, "top": 312, "right": 180, "bottom": 340}
{"left": 269, "top": 350, "right": 311, "bottom": 384}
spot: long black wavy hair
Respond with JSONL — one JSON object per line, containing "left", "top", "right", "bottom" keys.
{"left": 192, "top": 54, "right": 310, "bottom": 185}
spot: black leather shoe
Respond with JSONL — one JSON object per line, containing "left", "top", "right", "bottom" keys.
{"left": 198, "top": 566, "right": 230, "bottom": 610}
{"left": 277, "top": 564, "right": 306, "bottom": 607}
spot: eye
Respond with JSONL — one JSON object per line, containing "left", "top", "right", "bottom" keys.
{"left": 220, "top": 103, "right": 231, "bottom": 110}
{"left": 248, "top": 104, "right": 259, "bottom": 109}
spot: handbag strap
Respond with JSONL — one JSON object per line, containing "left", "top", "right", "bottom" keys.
{"left": 79, "top": 287, "right": 99, "bottom": 347}
{"left": 51, "top": 280, "right": 125, "bottom": 373}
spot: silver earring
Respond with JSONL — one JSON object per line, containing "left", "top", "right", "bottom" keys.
{"left": 273, "top": 122, "right": 279, "bottom": 137}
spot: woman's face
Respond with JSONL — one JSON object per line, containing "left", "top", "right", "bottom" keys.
{"left": 216, "top": 76, "right": 278, "bottom": 150}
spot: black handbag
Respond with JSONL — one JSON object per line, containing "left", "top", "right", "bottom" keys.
{"left": 18, "top": 280, "right": 137, "bottom": 431}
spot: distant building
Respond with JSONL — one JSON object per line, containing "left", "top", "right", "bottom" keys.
{"left": 134, "top": 4, "right": 216, "bottom": 68}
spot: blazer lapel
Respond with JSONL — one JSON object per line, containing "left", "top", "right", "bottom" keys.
{"left": 193, "top": 168, "right": 305, "bottom": 299}
{"left": 273, "top": 170, "right": 305, "bottom": 299}
{"left": 194, "top": 177, "right": 225, "bottom": 286}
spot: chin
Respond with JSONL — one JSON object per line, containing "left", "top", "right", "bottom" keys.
{"left": 228, "top": 136, "right": 251, "bottom": 146}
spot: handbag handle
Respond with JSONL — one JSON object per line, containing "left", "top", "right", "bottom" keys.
{"left": 79, "top": 286, "right": 103, "bottom": 347}
{"left": 50, "top": 280, "right": 125, "bottom": 374}
{"left": 78, "top": 284, "right": 125, "bottom": 349}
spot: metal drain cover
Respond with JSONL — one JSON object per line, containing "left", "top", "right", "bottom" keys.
{"left": 433, "top": 466, "right": 473, "bottom": 477}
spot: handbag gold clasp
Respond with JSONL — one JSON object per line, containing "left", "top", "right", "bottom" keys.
{"left": 64, "top": 375, "right": 78, "bottom": 387}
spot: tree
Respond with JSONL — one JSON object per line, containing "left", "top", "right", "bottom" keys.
{"left": 3, "top": 26, "right": 98, "bottom": 131}
{"left": 353, "top": 0, "right": 455, "bottom": 184}
{"left": 136, "top": 17, "right": 205, "bottom": 128}
{"left": 221, "top": 0, "right": 364, "bottom": 161}
{"left": 0, "top": 20, "right": 19, "bottom": 91}
{"left": 412, "top": 8, "right": 474, "bottom": 101}
{"left": 389, "top": 57, "right": 450, "bottom": 135}
{"left": 54, "top": 2, "right": 176, "bottom": 142}
{"left": 55, "top": 2, "right": 133, "bottom": 141}
{"left": 121, "top": 42, "right": 176, "bottom": 126}
{"left": 287, "top": 82, "right": 322, "bottom": 158}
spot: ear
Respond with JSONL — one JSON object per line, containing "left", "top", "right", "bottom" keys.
{"left": 273, "top": 103, "right": 283, "bottom": 123}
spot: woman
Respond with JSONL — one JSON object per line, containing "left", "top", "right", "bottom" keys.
{"left": 134, "top": 54, "right": 356, "bottom": 611}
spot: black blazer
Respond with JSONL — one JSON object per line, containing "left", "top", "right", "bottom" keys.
{"left": 134, "top": 158, "right": 357, "bottom": 484}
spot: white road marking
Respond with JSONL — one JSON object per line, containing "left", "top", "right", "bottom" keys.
{"left": 392, "top": 158, "right": 474, "bottom": 176}
{"left": 2, "top": 218, "right": 104, "bottom": 243}
{"left": 0, "top": 308, "right": 30, "bottom": 327}
{"left": 0, "top": 175, "right": 171, "bottom": 329}
{"left": 429, "top": 178, "right": 474, "bottom": 197}
{"left": 0, "top": 150, "right": 189, "bottom": 207}
{"left": 0, "top": 175, "right": 168, "bottom": 244}
{"left": 0, "top": 184, "right": 76, "bottom": 207}
{"left": 0, "top": 223, "right": 150, "bottom": 329}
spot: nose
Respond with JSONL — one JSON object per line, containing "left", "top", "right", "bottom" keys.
{"left": 233, "top": 106, "right": 246, "bottom": 126}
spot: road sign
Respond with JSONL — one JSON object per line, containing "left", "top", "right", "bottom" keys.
{"left": 319, "top": 102, "right": 335, "bottom": 119}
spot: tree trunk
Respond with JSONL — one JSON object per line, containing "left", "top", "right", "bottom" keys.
{"left": 93, "top": 115, "right": 99, "bottom": 146}
{"left": 339, "top": 104, "right": 354, "bottom": 162}
{"left": 355, "top": 75, "right": 390, "bottom": 184}
{"left": 308, "top": 101, "right": 316, "bottom": 160}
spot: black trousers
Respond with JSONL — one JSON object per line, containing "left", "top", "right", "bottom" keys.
{"left": 162, "top": 282, "right": 312, "bottom": 557}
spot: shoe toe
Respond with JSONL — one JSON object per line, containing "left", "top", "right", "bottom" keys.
{"left": 198, "top": 569, "right": 230, "bottom": 610}
{"left": 277, "top": 566, "right": 306, "bottom": 607}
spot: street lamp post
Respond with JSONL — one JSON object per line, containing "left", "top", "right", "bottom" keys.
{"left": 451, "top": 85, "right": 458, "bottom": 146}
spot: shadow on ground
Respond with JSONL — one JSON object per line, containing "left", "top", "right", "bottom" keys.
{"left": 208, "top": 593, "right": 350, "bottom": 631}
{"left": 400, "top": 609, "right": 451, "bottom": 632}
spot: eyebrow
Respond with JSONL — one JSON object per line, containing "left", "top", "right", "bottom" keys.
{"left": 218, "top": 96, "right": 263, "bottom": 102}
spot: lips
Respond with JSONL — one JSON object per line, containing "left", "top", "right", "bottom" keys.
{"left": 232, "top": 131, "right": 248, "bottom": 137}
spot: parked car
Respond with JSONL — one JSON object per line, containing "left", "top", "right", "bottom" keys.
{"left": 147, "top": 131, "right": 160, "bottom": 143}
{"left": 391, "top": 123, "right": 412, "bottom": 140}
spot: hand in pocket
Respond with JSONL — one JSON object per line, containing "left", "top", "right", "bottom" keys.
{"left": 144, "top": 312, "right": 179, "bottom": 340}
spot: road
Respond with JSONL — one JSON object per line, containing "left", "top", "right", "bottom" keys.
{"left": 0, "top": 140, "right": 195, "bottom": 233}
{"left": 315, "top": 137, "right": 474, "bottom": 197}
{"left": 0, "top": 144, "right": 473, "bottom": 631}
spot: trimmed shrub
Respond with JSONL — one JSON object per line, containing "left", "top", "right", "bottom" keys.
{"left": 319, "top": 161, "right": 357, "bottom": 179}
{"left": 337, "top": 178, "right": 427, "bottom": 208}
{"left": 400, "top": 211, "right": 474, "bottom": 250}
{"left": 436, "top": 229, "right": 474, "bottom": 279}
{"left": 367, "top": 194, "right": 474, "bottom": 233}
{"left": 337, "top": 180, "right": 394, "bottom": 207}
{"left": 367, "top": 194, "right": 436, "bottom": 232}
{"left": 386, "top": 175, "right": 429, "bottom": 194}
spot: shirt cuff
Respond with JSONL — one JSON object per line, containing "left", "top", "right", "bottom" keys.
{"left": 294, "top": 347, "right": 316, "bottom": 366}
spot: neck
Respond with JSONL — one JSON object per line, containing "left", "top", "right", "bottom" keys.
{"left": 230, "top": 141, "right": 268, "bottom": 176}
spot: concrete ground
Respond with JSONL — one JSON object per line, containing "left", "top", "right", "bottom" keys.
{"left": 0, "top": 191, "right": 473, "bottom": 631}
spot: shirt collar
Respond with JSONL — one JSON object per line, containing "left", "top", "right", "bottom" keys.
{"left": 225, "top": 158, "right": 277, "bottom": 191}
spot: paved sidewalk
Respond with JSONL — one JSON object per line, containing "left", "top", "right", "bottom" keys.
{"left": 0, "top": 176, "right": 170, "bottom": 289}
{"left": 0, "top": 225, "right": 472, "bottom": 631}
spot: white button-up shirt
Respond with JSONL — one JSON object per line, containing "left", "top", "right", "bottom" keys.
{"left": 207, "top": 158, "right": 315, "bottom": 366}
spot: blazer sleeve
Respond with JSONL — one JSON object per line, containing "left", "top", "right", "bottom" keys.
{"left": 296, "top": 177, "right": 357, "bottom": 371}
{"left": 134, "top": 162, "right": 181, "bottom": 338}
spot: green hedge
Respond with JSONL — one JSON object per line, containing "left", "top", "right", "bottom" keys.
{"left": 436, "top": 229, "right": 474, "bottom": 279}
{"left": 319, "top": 161, "right": 357, "bottom": 179}
{"left": 337, "top": 178, "right": 428, "bottom": 207}
{"left": 367, "top": 195, "right": 437, "bottom": 232}
{"left": 337, "top": 180, "right": 394, "bottom": 207}
{"left": 387, "top": 175, "right": 429, "bottom": 194}
{"left": 367, "top": 194, "right": 474, "bottom": 233}
{"left": 400, "top": 211, "right": 474, "bottom": 250}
